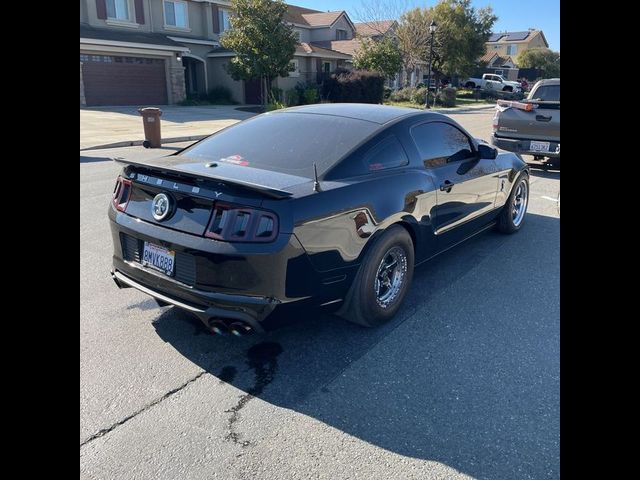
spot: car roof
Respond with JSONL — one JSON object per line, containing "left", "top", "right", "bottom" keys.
{"left": 273, "top": 103, "right": 422, "bottom": 125}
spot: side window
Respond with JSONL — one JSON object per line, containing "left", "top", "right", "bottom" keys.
{"left": 362, "top": 135, "right": 409, "bottom": 172}
{"left": 411, "top": 122, "right": 475, "bottom": 168}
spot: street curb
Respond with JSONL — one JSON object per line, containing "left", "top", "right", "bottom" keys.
{"left": 80, "top": 135, "right": 208, "bottom": 152}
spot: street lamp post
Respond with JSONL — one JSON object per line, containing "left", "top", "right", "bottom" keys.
{"left": 425, "top": 20, "right": 437, "bottom": 109}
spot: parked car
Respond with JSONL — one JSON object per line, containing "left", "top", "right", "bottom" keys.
{"left": 491, "top": 78, "right": 560, "bottom": 167}
{"left": 463, "top": 73, "right": 523, "bottom": 92}
{"left": 109, "top": 104, "right": 529, "bottom": 336}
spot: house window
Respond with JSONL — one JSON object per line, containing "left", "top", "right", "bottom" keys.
{"left": 293, "top": 29, "right": 302, "bottom": 42}
{"left": 323, "top": 61, "right": 331, "bottom": 73}
{"left": 506, "top": 45, "right": 517, "bottom": 55}
{"left": 164, "top": 1, "right": 188, "bottom": 29}
{"left": 288, "top": 59, "right": 300, "bottom": 77}
{"left": 336, "top": 29, "right": 348, "bottom": 40}
{"left": 219, "top": 8, "right": 232, "bottom": 33}
{"left": 106, "top": 0, "right": 130, "bottom": 21}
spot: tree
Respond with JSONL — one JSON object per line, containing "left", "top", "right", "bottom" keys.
{"left": 394, "top": 7, "right": 432, "bottom": 85}
{"left": 430, "top": 0, "right": 497, "bottom": 80}
{"left": 220, "top": 0, "right": 297, "bottom": 103}
{"left": 393, "top": 0, "right": 496, "bottom": 86}
{"left": 353, "top": 37, "right": 403, "bottom": 78}
{"left": 516, "top": 48, "right": 560, "bottom": 77}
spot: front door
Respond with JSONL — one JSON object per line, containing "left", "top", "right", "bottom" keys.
{"left": 410, "top": 121, "right": 500, "bottom": 250}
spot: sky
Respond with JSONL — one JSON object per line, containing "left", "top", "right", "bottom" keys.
{"left": 288, "top": 0, "right": 560, "bottom": 51}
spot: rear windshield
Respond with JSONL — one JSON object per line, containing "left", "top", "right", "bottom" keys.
{"left": 530, "top": 84, "right": 560, "bottom": 101}
{"left": 181, "top": 112, "right": 379, "bottom": 178}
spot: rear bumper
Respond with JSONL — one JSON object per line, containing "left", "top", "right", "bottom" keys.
{"left": 109, "top": 207, "right": 354, "bottom": 330}
{"left": 492, "top": 134, "right": 560, "bottom": 158}
{"left": 111, "top": 268, "right": 274, "bottom": 332}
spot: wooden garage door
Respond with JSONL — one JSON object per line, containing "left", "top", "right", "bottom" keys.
{"left": 81, "top": 54, "right": 168, "bottom": 106}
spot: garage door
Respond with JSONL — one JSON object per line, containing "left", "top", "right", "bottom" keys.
{"left": 81, "top": 54, "right": 168, "bottom": 106}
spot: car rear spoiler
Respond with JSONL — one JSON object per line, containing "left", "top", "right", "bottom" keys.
{"left": 112, "top": 157, "right": 293, "bottom": 199}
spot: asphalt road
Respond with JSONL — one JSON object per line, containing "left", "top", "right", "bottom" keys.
{"left": 80, "top": 108, "right": 560, "bottom": 480}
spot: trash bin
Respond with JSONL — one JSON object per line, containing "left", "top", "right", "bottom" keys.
{"left": 138, "top": 107, "right": 162, "bottom": 148}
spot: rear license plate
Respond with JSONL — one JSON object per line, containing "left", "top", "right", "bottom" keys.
{"left": 530, "top": 141, "right": 550, "bottom": 152}
{"left": 142, "top": 242, "right": 175, "bottom": 276}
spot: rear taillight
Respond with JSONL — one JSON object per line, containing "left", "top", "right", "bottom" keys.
{"left": 112, "top": 176, "right": 132, "bottom": 212}
{"left": 205, "top": 202, "right": 278, "bottom": 242}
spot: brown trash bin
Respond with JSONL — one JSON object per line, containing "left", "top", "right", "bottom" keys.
{"left": 138, "top": 107, "right": 162, "bottom": 148}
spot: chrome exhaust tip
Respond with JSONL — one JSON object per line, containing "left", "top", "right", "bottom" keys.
{"left": 228, "top": 322, "right": 253, "bottom": 336}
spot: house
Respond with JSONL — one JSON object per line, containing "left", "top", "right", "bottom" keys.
{"left": 472, "top": 29, "right": 548, "bottom": 81}
{"left": 80, "top": 0, "right": 356, "bottom": 106}
{"left": 485, "top": 29, "right": 549, "bottom": 63}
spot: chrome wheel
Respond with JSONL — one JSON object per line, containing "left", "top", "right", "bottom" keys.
{"left": 512, "top": 180, "right": 528, "bottom": 227}
{"left": 374, "top": 246, "right": 408, "bottom": 309}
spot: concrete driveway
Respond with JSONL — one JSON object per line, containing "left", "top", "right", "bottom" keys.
{"left": 80, "top": 105, "right": 255, "bottom": 150}
{"left": 80, "top": 109, "right": 559, "bottom": 480}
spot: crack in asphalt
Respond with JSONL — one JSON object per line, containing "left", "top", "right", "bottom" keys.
{"left": 80, "top": 370, "right": 206, "bottom": 448}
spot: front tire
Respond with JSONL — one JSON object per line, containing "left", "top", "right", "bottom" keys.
{"left": 497, "top": 172, "right": 529, "bottom": 233}
{"left": 338, "top": 225, "right": 414, "bottom": 327}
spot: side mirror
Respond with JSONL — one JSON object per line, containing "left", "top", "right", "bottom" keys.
{"left": 478, "top": 143, "right": 498, "bottom": 159}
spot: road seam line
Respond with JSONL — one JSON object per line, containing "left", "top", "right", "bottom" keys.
{"left": 80, "top": 370, "right": 206, "bottom": 448}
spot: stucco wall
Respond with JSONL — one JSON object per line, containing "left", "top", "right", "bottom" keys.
{"left": 207, "top": 57, "right": 244, "bottom": 103}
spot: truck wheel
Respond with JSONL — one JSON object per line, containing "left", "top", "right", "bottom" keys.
{"left": 338, "top": 225, "right": 414, "bottom": 328}
{"left": 502, "top": 86, "right": 513, "bottom": 92}
{"left": 465, "top": 82, "right": 475, "bottom": 89}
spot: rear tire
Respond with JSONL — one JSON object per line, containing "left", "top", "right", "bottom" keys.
{"left": 338, "top": 225, "right": 414, "bottom": 327}
{"left": 497, "top": 172, "right": 529, "bottom": 234}
{"left": 502, "top": 86, "right": 513, "bottom": 92}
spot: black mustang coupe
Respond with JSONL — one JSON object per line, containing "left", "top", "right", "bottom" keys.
{"left": 109, "top": 104, "right": 529, "bottom": 335}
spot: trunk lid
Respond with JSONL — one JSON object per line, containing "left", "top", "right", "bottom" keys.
{"left": 114, "top": 155, "right": 311, "bottom": 236}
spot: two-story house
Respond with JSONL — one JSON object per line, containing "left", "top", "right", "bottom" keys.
{"left": 80, "top": 0, "right": 356, "bottom": 106}
{"left": 480, "top": 29, "right": 549, "bottom": 71}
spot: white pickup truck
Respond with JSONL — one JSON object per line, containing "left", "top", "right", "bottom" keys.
{"left": 463, "top": 74, "right": 522, "bottom": 93}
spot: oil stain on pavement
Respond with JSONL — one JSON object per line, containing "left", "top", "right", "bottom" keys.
{"left": 224, "top": 342, "right": 283, "bottom": 447}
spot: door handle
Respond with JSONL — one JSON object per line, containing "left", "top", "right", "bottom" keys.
{"left": 440, "top": 180, "right": 454, "bottom": 192}
{"left": 536, "top": 114, "right": 552, "bottom": 122}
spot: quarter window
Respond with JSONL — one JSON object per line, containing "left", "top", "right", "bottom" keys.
{"left": 164, "top": 1, "right": 188, "bottom": 28}
{"left": 106, "top": 0, "right": 130, "bottom": 21}
{"left": 362, "top": 135, "right": 409, "bottom": 172}
{"left": 411, "top": 122, "right": 475, "bottom": 168}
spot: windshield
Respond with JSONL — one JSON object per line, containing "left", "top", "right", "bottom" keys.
{"left": 180, "top": 112, "right": 379, "bottom": 178}
{"left": 530, "top": 84, "right": 560, "bottom": 101}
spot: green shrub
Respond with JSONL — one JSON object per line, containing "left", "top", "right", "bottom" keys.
{"left": 437, "top": 87, "right": 457, "bottom": 107}
{"left": 410, "top": 87, "right": 427, "bottom": 104}
{"left": 207, "top": 85, "right": 236, "bottom": 104}
{"left": 266, "top": 100, "right": 286, "bottom": 111}
{"left": 388, "top": 87, "right": 415, "bottom": 102}
{"left": 321, "top": 69, "right": 385, "bottom": 104}
{"left": 285, "top": 88, "right": 300, "bottom": 106}
{"left": 303, "top": 87, "right": 318, "bottom": 104}
{"left": 270, "top": 87, "right": 284, "bottom": 103}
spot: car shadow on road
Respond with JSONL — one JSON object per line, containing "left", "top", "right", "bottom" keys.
{"left": 152, "top": 213, "right": 559, "bottom": 479}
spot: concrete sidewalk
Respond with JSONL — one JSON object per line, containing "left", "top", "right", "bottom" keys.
{"left": 80, "top": 105, "right": 256, "bottom": 151}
